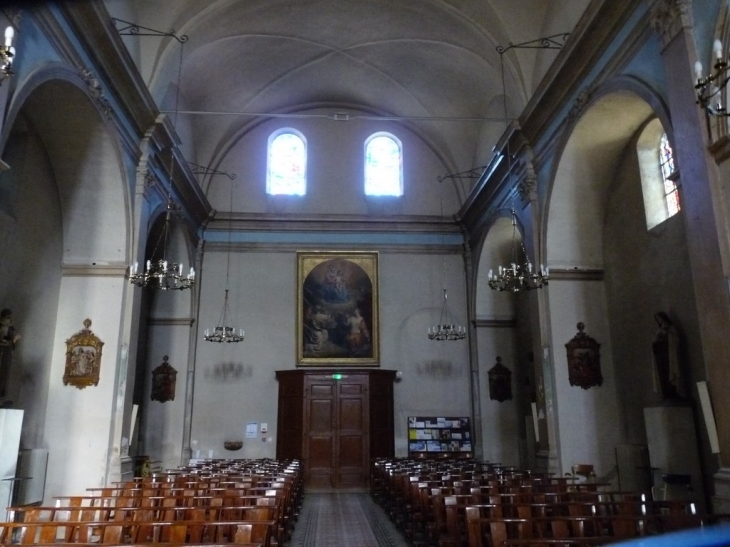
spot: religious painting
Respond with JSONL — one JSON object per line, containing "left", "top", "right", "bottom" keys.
{"left": 151, "top": 355, "right": 177, "bottom": 403}
{"left": 564, "top": 322, "right": 602, "bottom": 389}
{"left": 63, "top": 318, "right": 104, "bottom": 389}
{"left": 297, "top": 251, "right": 379, "bottom": 365}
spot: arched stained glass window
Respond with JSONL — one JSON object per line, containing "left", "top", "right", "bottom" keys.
{"left": 267, "top": 130, "right": 306, "bottom": 195}
{"left": 364, "top": 133, "right": 403, "bottom": 196}
{"left": 637, "top": 120, "right": 681, "bottom": 230}
{"left": 659, "top": 133, "right": 680, "bottom": 217}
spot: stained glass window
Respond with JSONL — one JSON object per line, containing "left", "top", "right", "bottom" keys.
{"left": 365, "top": 133, "right": 403, "bottom": 196}
{"left": 659, "top": 133, "right": 680, "bottom": 217}
{"left": 267, "top": 131, "right": 306, "bottom": 195}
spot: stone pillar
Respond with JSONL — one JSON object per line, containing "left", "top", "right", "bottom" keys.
{"left": 648, "top": 0, "right": 730, "bottom": 507}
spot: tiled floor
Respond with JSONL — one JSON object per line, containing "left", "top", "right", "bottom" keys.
{"left": 288, "top": 492, "right": 410, "bottom": 547}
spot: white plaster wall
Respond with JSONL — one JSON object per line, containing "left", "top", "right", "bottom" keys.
{"left": 548, "top": 279, "right": 621, "bottom": 478}
{"left": 475, "top": 216, "right": 516, "bottom": 320}
{"left": 140, "top": 324, "right": 190, "bottom": 470}
{"left": 43, "top": 277, "right": 124, "bottom": 500}
{"left": 206, "top": 114, "right": 457, "bottom": 218}
{"left": 385, "top": 252, "right": 469, "bottom": 455}
{"left": 188, "top": 249, "right": 469, "bottom": 459}
{"left": 477, "top": 326, "right": 520, "bottom": 466}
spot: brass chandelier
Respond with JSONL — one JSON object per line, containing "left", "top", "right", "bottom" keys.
{"left": 128, "top": 39, "right": 194, "bottom": 291}
{"left": 695, "top": 40, "right": 730, "bottom": 117}
{"left": 488, "top": 209, "right": 548, "bottom": 292}
{"left": 1, "top": 26, "right": 15, "bottom": 85}
{"left": 428, "top": 288, "right": 466, "bottom": 341}
{"left": 204, "top": 178, "right": 244, "bottom": 343}
{"left": 428, "top": 181, "right": 466, "bottom": 341}
{"left": 129, "top": 199, "right": 195, "bottom": 290}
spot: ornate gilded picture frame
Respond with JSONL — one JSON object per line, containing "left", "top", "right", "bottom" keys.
{"left": 564, "top": 322, "right": 602, "bottom": 390}
{"left": 63, "top": 318, "right": 104, "bottom": 389}
{"left": 151, "top": 355, "right": 177, "bottom": 403}
{"left": 297, "top": 251, "right": 379, "bottom": 366}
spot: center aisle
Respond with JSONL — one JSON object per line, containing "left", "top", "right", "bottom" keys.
{"left": 288, "top": 492, "right": 410, "bottom": 547}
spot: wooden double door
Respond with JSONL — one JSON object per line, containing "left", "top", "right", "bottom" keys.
{"left": 276, "top": 369, "right": 395, "bottom": 490}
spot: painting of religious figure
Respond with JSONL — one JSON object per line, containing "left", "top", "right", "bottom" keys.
{"left": 297, "top": 251, "right": 379, "bottom": 365}
{"left": 63, "top": 318, "right": 104, "bottom": 389}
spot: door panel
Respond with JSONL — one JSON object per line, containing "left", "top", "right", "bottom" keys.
{"left": 281, "top": 371, "right": 392, "bottom": 489}
{"left": 339, "top": 398, "right": 363, "bottom": 430}
{"left": 310, "top": 399, "right": 333, "bottom": 432}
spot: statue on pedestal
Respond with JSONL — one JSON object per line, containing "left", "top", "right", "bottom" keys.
{"left": 0, "top": 309, "right": 21, "bottom": 398}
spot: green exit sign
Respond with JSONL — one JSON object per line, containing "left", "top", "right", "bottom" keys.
{"left": 332, "top": 373, "right": 343, "bottom": 380}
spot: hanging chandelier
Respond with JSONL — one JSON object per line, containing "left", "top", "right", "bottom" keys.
{"left": 695, "top": 40, "right": 730, "bottom": 117}
{"left": 129, "top": 200, "right": 195, "bottom": 290}
{"left": 428, "top": 288, "right": 466, "bottom": 341}
{"left": 428, "top": 181, "right": 466, "bottom": 341}
{"left": 129, "top": 37, "right": 194, "bottom": 290}
{"left": 204, "top": 179, "right": 244, "bottom": 343}
{"left": 1, "top": 26, "right": 15, "bottom": 85}
{"left": 488, "top": 209, "right": 548, "bottom": 292}
{"left": 204, "top": 291, "right": 244, "bottom": 343}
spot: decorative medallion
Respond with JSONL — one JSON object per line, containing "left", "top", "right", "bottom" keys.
{"left": 488, "top": 356, "right": 513, "bottom": 402}
{"left": 565, "top": 322, "right": 602, "bottom": 389}
{"left": 81, "top": 69, "right": 112, "bottom": 119}
{"left": 567, "top": 83, "right": 598, "bottom": 121}
{"left": 151, "top": 355, "right": 177, "bottom": 403}
{"left": 517, "top": 174, "right": 537, "bottom": 203}
{"left": 63, "top": 319, "right": 104, "bottom": 389}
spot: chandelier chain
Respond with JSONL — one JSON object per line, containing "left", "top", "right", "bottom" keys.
{"left": 204, "top": 176, "right": 244, "bottom": 343}
{"left": 428, "top": 179, "right": 466, "bottom": 341}
{"left": 127, "top": 41, "right": 195, "bottom": 290}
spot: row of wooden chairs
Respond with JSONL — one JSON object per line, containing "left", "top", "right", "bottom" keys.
{"left": 0, "top": 519, "right": 274, "bottom": 545}
{"left": 371, "top": 457, "right": 717, "bottom": 547}
{"left": 2, "top": 458, "right": 303, "bottom": 547}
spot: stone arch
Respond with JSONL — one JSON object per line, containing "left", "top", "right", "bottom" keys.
{"left": 2, "top": 66, "right": 131, "bottom": 263}
{"left": 541, "top": 78, "right": 704, "bottom": 488}
{"left": 0, "top": 71, "right": 132, "bottom": 498}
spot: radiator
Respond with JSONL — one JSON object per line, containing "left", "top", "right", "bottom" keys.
{"left": 14, "top": 449, "right": 48, "bottom": 506}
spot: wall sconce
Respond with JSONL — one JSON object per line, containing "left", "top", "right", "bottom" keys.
{"left": 1, "top": 26, "right": 15, "bottom": 85}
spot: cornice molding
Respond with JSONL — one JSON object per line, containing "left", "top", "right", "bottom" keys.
{"left": 473, "top": 318, "right": 517, "bottom": 329}
{"left": 203, "top": 241, "right": 465, "bottom": 255}
{"left": 148, "top": 317, "right": 195, "bottom": 327}
{"left": 709, "top": 134, "right": 730, "bottom": 163}
{"left": 205, "top": 213, "right": 461, "bottom": 234}
{"left": 56, "top": 1, "right": 158, "bottom": 138}
{"left": 62, "top": 263, "right": 128, "bottom": 277}
{"left": 548, "top": 268, "right": 605, "bottom": 281}
{"left": 519, "top": 0, "right": 645, "bottom": 145}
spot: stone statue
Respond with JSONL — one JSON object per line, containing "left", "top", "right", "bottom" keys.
{"left": 0, "top": 309, "right": 21, "bottom": 398}
{"left": 652, "top": 311, "right": 683, "bottom": 400}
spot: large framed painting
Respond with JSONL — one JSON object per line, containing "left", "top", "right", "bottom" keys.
{"left": 297, "top": 251, "right": 379, "bottom": 366}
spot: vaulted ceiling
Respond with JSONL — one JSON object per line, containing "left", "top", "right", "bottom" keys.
{"left": 104, "top": 0, "right": 592, "bottom": 185}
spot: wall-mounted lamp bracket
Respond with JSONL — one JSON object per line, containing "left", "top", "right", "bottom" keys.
{"left": 112, "top": 18, "right": 188, "bottom": 43}
{"left": 437, "top": 166, "right": 488, "bottom": 182}
{"left": 496, "top": 33, "right": 570, "bottom": 54}
{"left": 188, "top": 163, "right": 237, "bottom": 181}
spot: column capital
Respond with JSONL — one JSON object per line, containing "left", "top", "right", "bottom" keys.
{"left": 648, "top": 0, "right": 693, "bottom": 48}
